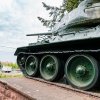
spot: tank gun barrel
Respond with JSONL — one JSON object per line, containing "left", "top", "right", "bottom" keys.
{"left": 26, "top": 32, "right": 52, "bottom": 36}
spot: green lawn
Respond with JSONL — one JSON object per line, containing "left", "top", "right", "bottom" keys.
{"left": 0, "top": 72, "right": 24, "bottom": 78}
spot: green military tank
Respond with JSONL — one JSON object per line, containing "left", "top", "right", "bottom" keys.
{"left": 15, "top": 0, "right": 100, "bottom": 90}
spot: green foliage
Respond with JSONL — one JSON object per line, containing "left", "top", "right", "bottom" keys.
{"left": 63, "top": 0, "right": 79, "bottom": 12}
{"left": 38, "top": 0, "right": 79, "bottom": 29}
{"left": 0, "top": 61, "right": 2, "bottom": 68}
{"left": 0, "top": 73, "right": 24, "bottom": 78}
{"left": 37, "top": 2, "right": 60, "bottom": 29}
{"left": 3, "top": 63, "right": 18, "bottom": 69}
{"left": 0, "top": 62, "right": 1, "bottom": 67}
{"left": 37, "top": 17, "right": 55, "bottom": 29}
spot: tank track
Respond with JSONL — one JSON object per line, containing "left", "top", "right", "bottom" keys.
{"left": 17, "top": 48, "right": 100, "bottom": 91}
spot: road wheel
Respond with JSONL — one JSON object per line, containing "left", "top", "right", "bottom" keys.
{"left": 40, "top": 55, "right": 64, "bottom": 81}
{"left": 25, "top": 55, "right": 39, "bottom": 77}
{"left": 65, "top": 54, "right": 99, "bottom": 90}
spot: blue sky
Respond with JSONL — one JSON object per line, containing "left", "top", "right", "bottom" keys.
{"left": 0, "top": 0, "right": 62, "bottom": 63}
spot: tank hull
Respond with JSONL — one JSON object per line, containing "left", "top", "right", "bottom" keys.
{"left": 15, "top": 36, "right": 100, "bottom": 56}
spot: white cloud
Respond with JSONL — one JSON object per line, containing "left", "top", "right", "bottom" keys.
{"left": 0, "top": 0, "right": 62, "bottom": 62}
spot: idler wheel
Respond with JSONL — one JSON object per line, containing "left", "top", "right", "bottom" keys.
{"left": 17, "top": 53, "right": 27, "bottom": 75}
{"left": 17, "top": 53, "right": 26, "bottom": 67}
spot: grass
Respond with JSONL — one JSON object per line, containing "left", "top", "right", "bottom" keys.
{"left": 0, "top": 72, "right": 24, "bottom": 78}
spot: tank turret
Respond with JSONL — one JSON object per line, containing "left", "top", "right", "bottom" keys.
{"left": 53, "top": 0, "right": 100, "bottom": 34}
{"left": 23, "top": 0, "right": 100, "bottom": 44}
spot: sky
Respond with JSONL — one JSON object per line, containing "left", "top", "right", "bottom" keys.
{"left": 0, "top": 0, "right": 62, "bottom": 63}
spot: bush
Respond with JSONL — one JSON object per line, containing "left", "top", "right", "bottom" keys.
{"left": 3, "top": 63, "right": 18, "bottom": 69}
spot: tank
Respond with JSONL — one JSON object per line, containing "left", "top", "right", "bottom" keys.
{"left": 15, "top": 0, "right": 100, "bottom": 90}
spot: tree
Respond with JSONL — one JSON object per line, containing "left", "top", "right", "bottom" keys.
{"left": 0, "top": 61, "right": 2, "bottom": 68}
{"left": 37, "top": 2, "right": 61, "bottom": 29}
{"left": 63, "top": 0, "right": 79, "bottom": 12}
{"left": 38, "top": 0, "right": 79, "bottom": 30}
{"left": 3, "top": 62, "right": 18, "bottom": 69}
